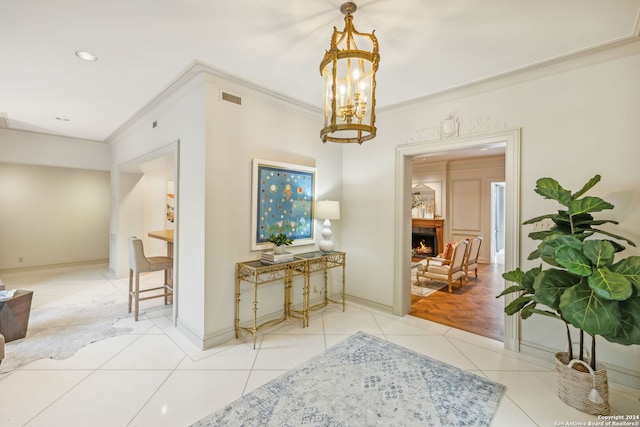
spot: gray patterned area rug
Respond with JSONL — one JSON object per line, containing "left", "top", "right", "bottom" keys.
{"left": 192, "top": 331, "right": 505, "bottom": 426}
{"left": 1, "top": 300, "right": 132, "bottom": 374}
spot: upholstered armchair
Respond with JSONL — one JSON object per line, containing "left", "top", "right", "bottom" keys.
{"left": 416, "top": 239, "right": 469, "bottom": 293}
{"left": 465, "top": 236, "right": 483, "bottom": 280}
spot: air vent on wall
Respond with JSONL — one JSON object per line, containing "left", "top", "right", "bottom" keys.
{"left": 221, "top": 92, "right": 241, "bottom": 105}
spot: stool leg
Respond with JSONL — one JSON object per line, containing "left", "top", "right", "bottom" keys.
{"left": 164, "top": 268, "right": 168, "bottom": 305}
{"left": 134, "top": 272, "right": 140, "bottom": 321}
{"left": 128, "top": 269, "right": 133, "bottom": 314}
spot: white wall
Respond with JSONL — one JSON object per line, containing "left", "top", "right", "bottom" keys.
{"left": 0, "top": 128, "right": 111, "bottom": 270}
{"left": 110, "top": 68, "right": 344, "bottom": 348}
{"left": 201, "top": 74, "right": 343, "bottom": 346}
{"left": 342, "top": 40, "right": 640, "bottom": 385}
{"left": 110, "top": 73, "right": 207, "bottom": 342}
{"left": 0, "top": 162, "right": 110, "bottom": 269}
{"left": 0, "top": 129, "right": 110, "bottom": 171}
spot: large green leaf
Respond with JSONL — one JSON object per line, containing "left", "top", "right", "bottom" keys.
{"left": 538, "top": 235, "right": 582, "bottom": 266}
{"left": 528, "top": 230, "right": 558, "bottom": 241}
{"left": 591, "top": 229, "right": 637, "bottom": 247}
{"left": 523, "top": 213, "right": 556, "bottom": 225}
{"left": 571, "top": 213, "right": 596, "bottom": 228}
{"left": 535, "top": 177, "right": 572, "bottom": 206}
{"left": 583, "top": 240, "right": 615, "bottom": 268}
{"left": 610, "top": 256, "right": 640, "bottom": 293}
{"left": 501, "top": 267, "right": 540, "bottom": 294}
{"left": 556, "top": 246, "right": 592, "bottom": 276}
{"left": 569, "top": 196, "right": 614, "bottom": 216}
{"left": 496, "top": 285, "right": 524, "bottom": 298}
{"left": 522, "top": 266, "right": 542, "bottom": 293}
{"left": 533, "top": 269, "right": 581, "bottom": 310}
{"left": 572, "top": 174, "right": 601, "bottom": 199}
{"left": 576, "top": 219, "right": 618, "bottom": 227}
{"left": 502, "top": 269, "right": 524, "bottom": 286}
{"left": 588, "top": 267, "right": 633, "bottom": 301}
{"left": 602, "top": 297, "right": 640, "bottom": 345}
{"left": 520, "top": 302, "right": 537, "bottom": 319}
{"left": 505, "top": 295, "right": 534, "bottom": 315}
{"left": 552, "top": 211, "right": 573, "bottom": 234}
{"left": 526, "top": 307, "right": 563, "bottom": 320}
{"left": 559, "top": 282, "right": 620, "bottom": 335}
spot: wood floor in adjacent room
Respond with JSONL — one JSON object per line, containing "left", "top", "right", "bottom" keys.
{"left": 410, "top": 262, "right": 505, "bottom": 341}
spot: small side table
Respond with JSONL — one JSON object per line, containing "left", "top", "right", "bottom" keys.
{"left": 0, "top": 290, "right": 34, "bottom": 342}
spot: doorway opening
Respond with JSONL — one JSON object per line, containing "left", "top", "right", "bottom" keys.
{"left": 394, "top": 129, "right": 521, "bottom": 350}
{"left": 116, "top": 141, "right": 180, "bottom": 325}
{"left": 409, "top": 153, "right": 505, "bottom": 341}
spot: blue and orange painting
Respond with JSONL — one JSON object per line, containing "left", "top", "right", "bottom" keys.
{"left": 256, "top": 164, "right": 315, "bottom": 244}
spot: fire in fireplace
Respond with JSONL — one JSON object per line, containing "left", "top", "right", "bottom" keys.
{"left": 412, "top": 226, "right": 437, "bottom": 258}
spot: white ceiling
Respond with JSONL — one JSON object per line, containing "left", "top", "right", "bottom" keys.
{"left": 1, "top": 0, "right": 639, "bottom": 142}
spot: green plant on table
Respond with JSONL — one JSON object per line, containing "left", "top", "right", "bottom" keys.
{"left": 268, "top": 233, "right": 293, "bottom": 247}
{"left": 497, "top": 175, "right": 640, "bottom": 369}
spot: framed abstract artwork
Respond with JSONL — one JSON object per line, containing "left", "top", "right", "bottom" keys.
{"left": 251, "top": 159, "right": 316, "bottom": 250}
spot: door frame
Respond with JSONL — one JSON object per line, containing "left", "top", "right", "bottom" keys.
{"left": 116, "top": 140, "right": 180, "bottom": 325}
{"left": 394, "top": 129, "right": 521, "bottom": 351}
{"left": 491, "top": 181, "right": 506, "bottom": 264}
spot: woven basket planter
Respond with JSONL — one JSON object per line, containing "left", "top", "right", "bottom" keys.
{"left": 555, "top": 352, "right": 610, "bottom": 415}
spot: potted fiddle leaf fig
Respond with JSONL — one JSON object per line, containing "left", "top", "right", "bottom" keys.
{"left": 268, "top": 233, "right": 293, "bottom": 254}
{"left": 497, "top": 175, "right": 640, "bottom": 415}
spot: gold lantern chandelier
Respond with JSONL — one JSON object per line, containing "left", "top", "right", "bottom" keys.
{"left": 320, "top": 2, "right": 380, "bottom": 144}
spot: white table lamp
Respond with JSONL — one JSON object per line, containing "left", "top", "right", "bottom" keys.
{"left": 316, "top": 200, "right": 340, "bottom": 252}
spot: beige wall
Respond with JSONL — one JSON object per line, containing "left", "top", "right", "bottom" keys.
{"left": 342, "top": 40, "right": 640, "bottom": 386}
{"left": 0, "top": 162, "right": 110, "bottom": 270}
{"left": 2, "top": 36, "right": 638, "bottom": 387}
{"left": 414, "top": 155, "right": 505, "bottom": 263}
{"left": 110, "top": 68, "right": 344, "bottom": 348}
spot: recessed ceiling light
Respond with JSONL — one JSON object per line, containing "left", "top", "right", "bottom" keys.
{"left": 56, "top": 117, "right": 70, "bottom": 121}
{"left": 75, "top": 51, "right": 97, "bottom": 61}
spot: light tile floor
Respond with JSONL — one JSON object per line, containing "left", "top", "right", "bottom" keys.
{"left": 0, "top": 264, "right": 638, "bottom": 426}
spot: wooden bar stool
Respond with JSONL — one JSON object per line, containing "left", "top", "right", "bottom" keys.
{"left": 127, "top": 236, "right": 173, "bottom": 321}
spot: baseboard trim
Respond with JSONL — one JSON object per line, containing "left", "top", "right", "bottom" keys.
{"left": 0, "top": 259, "right": 109, "bottom": 275}
{"left": 345, "top": 294, "right": 393, "bottom": 314}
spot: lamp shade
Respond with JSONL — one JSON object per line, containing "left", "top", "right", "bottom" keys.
{"left": 315, "top": 200, "right": 340, "bottom": 220}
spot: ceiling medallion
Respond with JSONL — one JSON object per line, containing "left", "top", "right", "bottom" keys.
{"left": 320, "top": 2, "right": 380, "bottom": 144}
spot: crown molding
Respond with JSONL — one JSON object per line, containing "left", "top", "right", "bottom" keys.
{"left": 105, "top": 60, "right": 320, "bottom": 144}
{"left": 0, "top": 127, "right": 103, "bottom": 145}
{"left": 381, "top": 34, "right": 640, "bottom": 112}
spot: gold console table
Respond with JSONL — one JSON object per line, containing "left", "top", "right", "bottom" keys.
{"left": 294, "top": 251, "right": 346, "bottom": 315}
{"left": 235, "top": 251, "right": 346, "bottom": 348}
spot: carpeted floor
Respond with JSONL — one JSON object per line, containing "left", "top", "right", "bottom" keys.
{"left": 192, "top": 331, "right": 505, "bottom": 426}
{"left": 1, "top": 300, "right": 132, "bottom": 373}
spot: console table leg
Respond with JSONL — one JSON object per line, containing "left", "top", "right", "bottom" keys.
{"left": 234, "top": 276, "right": 240, "bottom": 339}
{"left": 252, "top": 281, "right": 258, "bottom": 349}
{"left": 341, "top": 262, "right": 346, "bottom": 312}
{"left": 304, "top": 271, "right": 310, "bottom": 327}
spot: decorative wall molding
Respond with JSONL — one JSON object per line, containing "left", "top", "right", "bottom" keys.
{"left": 406, "top": 115, "right": 508, "bottom": 144}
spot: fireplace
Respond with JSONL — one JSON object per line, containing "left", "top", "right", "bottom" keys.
{"left": 412, "top": 227, "right": 437, "bottom": 258}
{"left": 411, "top": 218, "right": 444, "bottom": 258}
